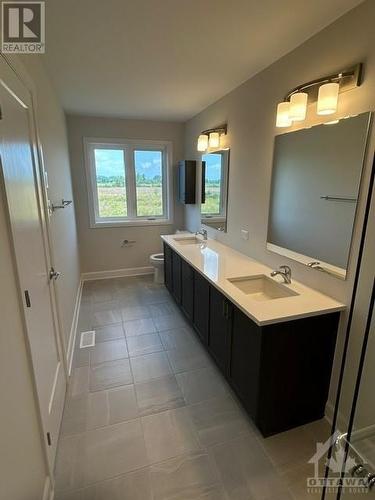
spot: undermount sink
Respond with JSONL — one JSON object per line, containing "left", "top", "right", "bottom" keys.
{"left": 227, "top": 275, "right": 299, "bottom": 301}
{"left": 173, "top": 236, "right": 203, "bottom": 245}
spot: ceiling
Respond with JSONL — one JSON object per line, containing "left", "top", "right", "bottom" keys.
{"left": 42, "top": 0, "right": 364, "bottom": 122}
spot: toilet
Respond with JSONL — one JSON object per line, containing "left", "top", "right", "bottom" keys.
{"left": 150, "top": 253, "right": 164, "bottom": 284}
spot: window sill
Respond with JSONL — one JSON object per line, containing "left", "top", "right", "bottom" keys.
{"left": 90, "top": 218, "right": 174, "bottom": 229}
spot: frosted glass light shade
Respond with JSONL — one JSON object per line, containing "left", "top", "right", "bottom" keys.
{"left": 276, "top": 102, "right": 292, "bottom": 127}
{"left": 289, "top": 92, "right": 308, "bottom": 121}
{"left": 209, "top": 132, "right": 220, "bottom": 148}
{"left": 219, "top": 133, "right": 229, "bottom": 149}
{"left": 197, "top": 134, "right": 208, "bottom": 151}
{"left": 317, "top": 82, "right": 339, "bottom": 115}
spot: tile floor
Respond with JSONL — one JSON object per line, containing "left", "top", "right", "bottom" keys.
{"left": 55, "top": 275, "right": 331, "bottom": 500}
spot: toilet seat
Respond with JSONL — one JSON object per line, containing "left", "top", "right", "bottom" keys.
{"left": 150, "top": 253, "right": 164, "bottom": 262}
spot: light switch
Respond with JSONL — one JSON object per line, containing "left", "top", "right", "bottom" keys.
{"left": 241, "top": 229, "right": 249, "bottom": 240}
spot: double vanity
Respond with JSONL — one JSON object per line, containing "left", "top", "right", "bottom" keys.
{"left": 162, "top": 233, "right": 345, "bottom": 436}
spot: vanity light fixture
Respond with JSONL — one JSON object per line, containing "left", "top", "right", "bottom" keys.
{"left": 196, "top": 124, "right": 227, "bottom": 152}
{"left": 275, "top": 63, "right": 362, "bottom": 128}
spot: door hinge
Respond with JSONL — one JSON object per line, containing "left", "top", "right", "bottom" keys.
{"left": 46, "top": 432, "right": 52, "bottom": 446}
{"left": 24, "top": 290, "right": 31, "bottom": 308}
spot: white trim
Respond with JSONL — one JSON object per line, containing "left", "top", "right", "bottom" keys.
{"left": 67, "top": 280, "right": 83, "bottom": 375}
{"left": 81, "top": 266, "right": 154, "bottom": 282}
{"left": 83, "top": 137, "right": 174, "bottom": 228}
{"left": 42, "top": 476, "right": 54, "bottom": 500}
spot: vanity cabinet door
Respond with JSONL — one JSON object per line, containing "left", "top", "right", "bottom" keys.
{"left": 209, "top": 286, "right": 232, "bottom": 374}
{"left": 229, "top": 307, "right": 262, "bottom": 419}
{"left": 171, "top": 250, "right": 182, "bottom": 304}
{"left": 181, "top": 260, "right": 194, "bottom": 321}
{"left": 193, "top": 271, "right": 210, "bottom": 345}
{"left": 164, "top": 243, "right": 173, "bottom": 293}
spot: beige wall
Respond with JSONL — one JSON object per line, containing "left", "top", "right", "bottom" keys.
{"left": 66, "top": 115, "right": 185, "bottom": 274}
{"left": 183, "top": 0, "right": 375, "bottom": 414}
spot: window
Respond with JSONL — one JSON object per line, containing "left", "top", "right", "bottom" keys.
{"left": 85, "top": 139, "right": 172, "bottom": 227}
{"left": 201, "top": 151, "right": 228, "bottom": 219}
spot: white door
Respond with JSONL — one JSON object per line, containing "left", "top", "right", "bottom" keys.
{"left": 0, "top": 60, "right": 66, "bottom": 471}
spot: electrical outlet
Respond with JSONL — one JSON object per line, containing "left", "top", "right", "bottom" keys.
{"left": 241, "top": 229, "right": 249, "bottom": 241}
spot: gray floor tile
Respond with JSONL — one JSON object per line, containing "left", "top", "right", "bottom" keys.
{"left": 123, "top": 318, "right": 156, "bottom": 337}
{"left": 85, "top": 419, "right": 149, "bottom": 485}
{"left": 130, "top": 351, "right": 172, "bottom": 383}
{"left": 55, "top": 433, "right": 86, "bottom": 492}
{"left": 80, "top": 468, "right": 153, "bottom": 500}
{"left": 90, "top": 339, "right": 128, "bottom": 365}
{"left": 72, "top": 346, "right": 91, "bottom": 368}
{"left": 92, "top": 308, "right": 122, "bottom": 328}
{"left": 149, "top": 302, "right": 178, "bottom": 317}
{"left": 60, "top": 396, "right": 88, "bottom": 437}
{"left": 187, "top": 395, "right": 252, "bottom": 447}
{"left": 121, "top": 305, "right": 150, "bottom": 321}
{"left": 108, "top": 385, "right": 139, "bottom": 424}
{"left": 68, "top": 366, "right": 89, "bottom": 398}
{"left": 54, "top": 490, "right": 85, "bottom": 500}
{"left": 135, "top": 375, "right": 185, "bottom": 416}
{"left": 153, "top": 313, "right": 188, "bottom": 332}
{"left": 142, "top": 406, "right": 202, "bottom": 463}
{"left": 159, "top": 326, "right": 198, "bottom": 350}
{"left": 95, "top": 323, "right": 124, "bottom": 343}
{"left": 90, "top": 359, "right": 133, "bottom": 391}
{"left": 91, "top": 289, "right": 114, "bottom": 303}
{"left": 176, "top": 366, "right": 228, "bottom": 404}
{"left": 127, "top": 333, "right": 163, "bottom": 357}
{"left": 92, "top": 299, "right": 120, "bottom": 313}
{"left": 86, "top": 391, "right": 108, "bottom": 429}
{"left": 150, "top": 451, "right": 225, "bottom": 500}
{"left": 166, "top": 343, "right": 211, "bottom": 373}
{"left": 209, "top": 433, "right": 290, "bottom": 500}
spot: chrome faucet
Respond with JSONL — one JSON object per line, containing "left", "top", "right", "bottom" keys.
{"left": 270, "top": 265, "right": 292, "bottom": 284}
{"left": 195, "top": 228, "right": 208, "bottom": 240}
{"left": 307, "top": 261, "right": 325, "bottom": 272}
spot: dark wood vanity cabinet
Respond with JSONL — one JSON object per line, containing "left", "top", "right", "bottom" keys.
{"left": 171, "top": 251, "right": 182, "bottom": 304}
{"left": 163, "top": 242, "right": 173, "bottom": 293}
{"left": 193, "top": 271, "right": 210, "bottom": 345}
{"left": 228, "top": 310, "right": 339, "bottom": 436}
{"left": 181, "top": 259, "right": 194, "bottom": 321}
{"left": 164, "top": 242, "right": 339, "bottom": 436}
{"left": 209, "top": 286, "right": 232, "bottom": 374}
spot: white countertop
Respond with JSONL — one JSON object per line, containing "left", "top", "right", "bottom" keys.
{"left": 161, "top": 234, "right": 346, "bottom": 326}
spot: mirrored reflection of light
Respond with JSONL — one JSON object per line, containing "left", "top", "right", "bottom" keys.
{"left": 201, "top": 247, "right": 219, "bottom": 281}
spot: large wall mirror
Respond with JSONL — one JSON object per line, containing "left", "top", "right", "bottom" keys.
{"left": 267, "top": 112, "right": 372, "bottom": 279}
{"left": 200, "top": 149, "right": 230, "bottom": 232}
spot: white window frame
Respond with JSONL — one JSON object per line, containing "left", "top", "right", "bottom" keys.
{"left": 84, "top": 137, "right": 173, "bottom": 228}
{"left": 201, "top": 150, "right": 229, "bottom": 223}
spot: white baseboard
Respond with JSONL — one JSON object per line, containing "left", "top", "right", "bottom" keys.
{"left": 81, "top": 266, "right": 154, "bottom": 281}
{"left": 42, "top": 476, "right": 54, "bottom": 500}
{"left": 67, "top": 280, "right": 83, "bottom": 376}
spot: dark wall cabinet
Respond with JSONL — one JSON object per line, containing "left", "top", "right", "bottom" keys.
{"left": 178, "top": 160, "right": 197, "bottom": 204}
{"left": 163, "top": 242, "right": 339, "bottom": 437}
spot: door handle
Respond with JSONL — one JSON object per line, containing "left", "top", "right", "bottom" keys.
{"left": 49, "top": 267, "right": 61, "bottom": 281}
